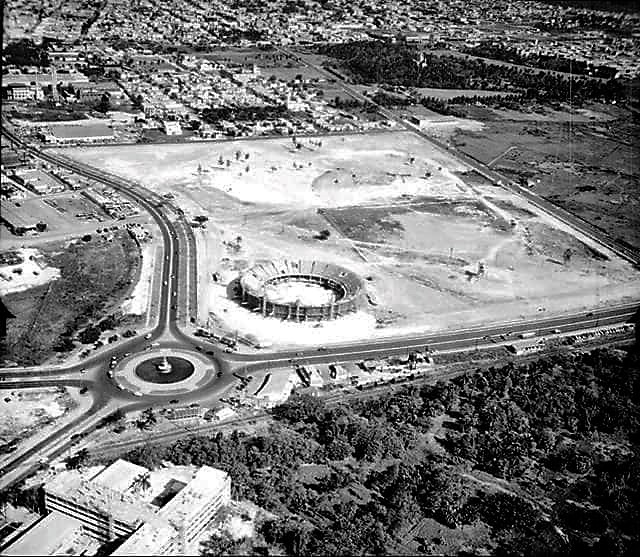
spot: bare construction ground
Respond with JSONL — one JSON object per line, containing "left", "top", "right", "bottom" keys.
{"left": 59, "top": 132, "right": 640, "bottom": 347}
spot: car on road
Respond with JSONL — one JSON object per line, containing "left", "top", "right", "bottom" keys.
{"left": 216, "top": 371, "right": 223, "bottom": 377}
{"left": 169, "top": 399, "right": 179, "bottom": 404}
{"left": 144, "top": 333, "right": 152, "bottom": 339}
{"left": 586, "top": 312, "right": 594, "bottom": 318}
{"left": 317, "top": 346, "right": 328, "bottom": 351}
{"left": 295, "top": 351, "right": 303, "bottom": 357}
{"left": 224, "top": 348, "right": 234, "bottom": 353}
{"left": 171, "top": 304, "right": 176, "bottom": 310}
{"left": 79, "top": 368, "right": 87, "bottom": 374}
{"left": 163, "top": 281, "right": 168, "bottom": 285}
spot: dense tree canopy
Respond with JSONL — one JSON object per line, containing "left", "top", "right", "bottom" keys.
{"left": 89, "top": 347, "right": 639, "bottom": 556}
{"left": 320, "top": 41, "right": 631, "bottom": 105}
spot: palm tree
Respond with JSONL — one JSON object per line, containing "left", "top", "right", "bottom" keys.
{"left": 131, "top": 472, "right": 152, "bottom": 494}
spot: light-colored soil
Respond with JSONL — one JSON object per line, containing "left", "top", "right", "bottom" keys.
{"left": 0, "top": 387, "right": 68, "bottom": 444}
{"left": 61, "top": 132, "right": 640, "bottom": 347}
{"left": 0, "top": 247, "right": 60, "bottom": 295}
{"left": 121, "top": 240, "right": 159, "bottom": 318}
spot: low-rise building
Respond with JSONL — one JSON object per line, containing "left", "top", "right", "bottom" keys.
{"left": 166, "top": 405, "right": 203, "bottom": 422}
{"left": 3, "top": 511, "right": 84, "bottom": 556}
{"left": 0, "top": 203, "right": 45, "bottom": 235}
{"left": 2, "top": 83, "right": 36, "bottom": 101}
{"left": 44, "top": 123, "right": 115, "bottom": 144}
{"left": 163, "top": 120, "right": 182, "bottom": 136}
{"left": 1, "top": 459, "right": 233, "bottom": 556}
{"left": 73, "top": 81, "right": 125, "bottom": 104}
{"left": 14, "top": 169, "right": 65, "bottom": 195}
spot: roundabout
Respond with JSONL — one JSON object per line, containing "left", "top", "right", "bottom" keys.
{"left": 111, "top": 349, "right": 217, "bottom": 396}
{"left": 134, "top": 356, "right": 195, "bottom": 384}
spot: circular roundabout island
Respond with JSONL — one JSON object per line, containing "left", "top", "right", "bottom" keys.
{"left": 134, "top": 356, "right": 195, "bottom": 384}
{"left": 112, "top": 349, "right": 216, "bottom": 397}
{"left": 239, "top": 259, "right": 365, "bottom": 322}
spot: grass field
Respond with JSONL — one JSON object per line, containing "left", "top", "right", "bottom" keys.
{"left": 3, "top": 231, "right": 140, "bottom": 366}
{"left": 452, "top": 115, "right": 640, "bottom": 248}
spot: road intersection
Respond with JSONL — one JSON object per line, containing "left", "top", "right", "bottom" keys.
{"left": 1, "top": 98, "right": 638, "bottom": 489}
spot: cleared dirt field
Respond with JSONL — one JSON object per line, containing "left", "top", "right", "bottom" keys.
{"left": 0, "top": 388, "right": 69, "bottom": 446}
{"left": 61, "top": 131, "right": 640, "bottom": 347}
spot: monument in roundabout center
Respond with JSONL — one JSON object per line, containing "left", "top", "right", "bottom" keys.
{"left": 156, "top": 355, "right": 172, "bottom": 374}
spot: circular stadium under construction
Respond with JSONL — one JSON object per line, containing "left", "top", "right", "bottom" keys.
{"left": 238, "top": 260, "right": 365, "bottom": 322}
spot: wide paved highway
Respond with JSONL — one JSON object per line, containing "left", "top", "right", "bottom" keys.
{"left": 1, "top": 93, "right": 639, "bottom": 488}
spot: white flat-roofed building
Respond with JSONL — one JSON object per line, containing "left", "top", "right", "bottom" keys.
{"left": 44, "top": 462, "right": 158, "bottom": 542}
{"left": 91, "top": 458, "right": 149, "bottom": 493}
{"left": 250, "top": 369, "right": 300, "bottom": 407}
{"left": 40, "top": 459, "right": 230, "bottom": 555}
{"left": 163, "top": 120, "right": 182, "bottom": 136}
{"left": 43, "top": 123, "right": 114, "bottom": 145}
{"left": 2, "top": 511, "right": 82, "bottom": 556}
{"left": 112, "top": 466, "right": 231, "bottom": 556}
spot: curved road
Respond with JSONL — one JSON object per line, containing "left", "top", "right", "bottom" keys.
{"left": 1, "top": 108, "right": 638, "bottom": 487}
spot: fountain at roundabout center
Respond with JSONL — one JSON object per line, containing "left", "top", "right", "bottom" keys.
{"left": 134, "top": 355, "right": 195, "bottom": 384}
{"left": 156, "top": 356, "right": 172, "bottom": 374}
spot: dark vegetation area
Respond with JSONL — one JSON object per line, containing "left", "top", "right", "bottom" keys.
{"left": 74, "top": 346, "right": 640, "bottom": 555}
{"left": 2, "top": 38, "right": 52, "bottom": 67}
{"left": 2, "top": 232, "right": 140, "bottom": 365}
{"left": 320, "top": 41, "right": 633, "bottom": 106}
{"left": 463, "top": 42, "right": 618, "bottom": 79}
{"left": 537, "top": 0, "right": 640, "bottom": 13}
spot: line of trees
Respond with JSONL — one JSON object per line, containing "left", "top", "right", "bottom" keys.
{"left": 463, "top": 41, "right": 618, "bottom": 79}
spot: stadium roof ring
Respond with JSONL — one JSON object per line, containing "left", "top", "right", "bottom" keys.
{"left": 238, "top": 259, "right": 365, "bottom": 322}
